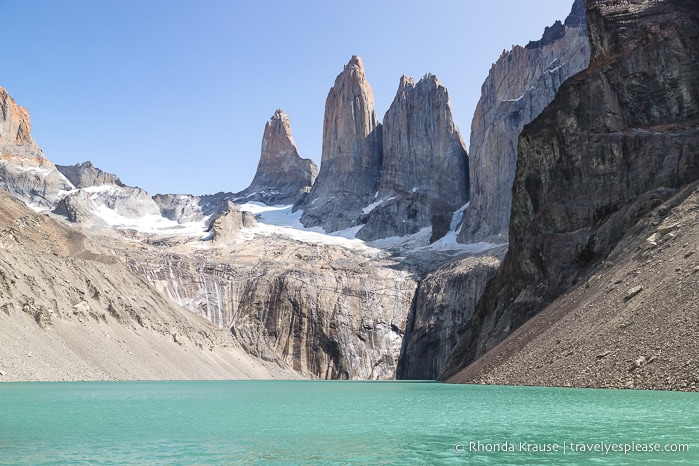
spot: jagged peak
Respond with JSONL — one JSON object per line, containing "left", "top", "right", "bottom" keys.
{"left": 398, "top": 75, "right": 415, "bottom": 90}
{"left": 525, "top": 0, "right": 587, "bottom": 50}
{"left": 346, "top": 55, "right": 363, "bottom": 70}
{"left": 270, "top": 108, "right": 286, "bottom": 121}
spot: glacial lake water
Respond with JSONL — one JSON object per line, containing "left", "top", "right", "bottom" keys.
{"left": 0, "top": 381, "right": 697, "bottom": 465}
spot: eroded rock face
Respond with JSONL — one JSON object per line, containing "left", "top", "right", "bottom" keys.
{"left": 458, "top": 0, "right": 590, "bottom": 243}
{"left": 0, "top": 87, "right": 74, "bottom": 209}
{"left": 208, "top": 206, "right": 257, "bottom": 243}
{"left": 54, "top": 184, "right": 164, "bottom": 229}
{"left": 133, "top": 237, "right": 417, "bottom": 379}
{"left": 299, "top": 56, "right": 383, "bottom": 232}
{"left": 444, "top": 0, "right": 699, "bottom": 378}
{"left": 238, "top": 109, "right": 318, "bottom": 205}
{"left": 56, "top": 161, "right": 125, "bottom": 189}
{"left": 357, "top": 74, "right": 469, "bottom": 242}
{"left": 397, "top": 253, "right": 502, "bottom": 380}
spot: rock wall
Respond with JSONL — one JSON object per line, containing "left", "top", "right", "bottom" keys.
{"left": 458, "top": 0, "right": 590, "bottom": 243}
{"left": 238, "top": 109, "right": 318, "bottom": 205}
{"left": 397, "top": 253, "right": 502, "bottom": 380}
{"left": 357, "top": 74, "right": 469, "bottom": 242}
{"left": 447, "top": 182, "right": 699, "bottom": 391}
{"left": 133, "top": 237, "right": 417, "bottom": 379}
{"left": 208, "top": 206, "right": 257, "bottom": 243}
{"left": 0, "top": 87, "right": 74, "bottom": 209}
{"left": 299, "top": 56, "right": 383, "bottom": 232}
{"left": 444, "top": 0, "right": 699, "bottom": 378}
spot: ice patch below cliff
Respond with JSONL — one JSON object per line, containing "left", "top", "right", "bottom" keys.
{"left": 236, "top": 202, "right": 501, "bottom": 256}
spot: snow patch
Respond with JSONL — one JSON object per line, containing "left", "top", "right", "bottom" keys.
{"left": 234, "top": 203, "right": 380, "bottom": 254}
{"left": 92, "top": 204, "right": 206, "bottom": 235}
{"left": 362, "top": 196, "right": 394, "bottom": 214}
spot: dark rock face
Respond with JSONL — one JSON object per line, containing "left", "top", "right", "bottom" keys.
{"left": 444, "top": 0, "right": 699, "bottom": 378}
{"left": 397, "top": 254, "right": 502, "bottom": 380}
{"left": 56, "top": 161, "right": 125, "bottom": 189}
{"left": 459, "top": 0, "right": 590, "bottom": 243}
{"left": 357, "top": 75, "right": 469, "bottom": 242}
{"left": 299, "top": 56, "right": 383, "bottom": 232}
{"left": 238, "top": 109, "right": 318, "bottom": 205}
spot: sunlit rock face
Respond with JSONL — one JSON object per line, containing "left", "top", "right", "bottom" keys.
{"left": 299, "top": 55, "right": 383, "bottom": 233}
{"left": 133, "top": 237, "right": 417, "bottom": 380}
{"left": 0, "top": 87, "right": 74, "bottom": 209}
{"left": 357, "top": 74, "right": 469, "bottom": 242}
{"left": 459, "top": 0, "right": 590, "bottom": 243}
{"left": 238, "top": 109, "right": 318, "bottom": 206}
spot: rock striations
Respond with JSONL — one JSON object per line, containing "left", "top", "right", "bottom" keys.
{"left": 458, "top": 0, "right": 590, "bottom": 243}
{"left": 0, "top": 87, "right": 74, "bottom": 209}
{"left": 299, "top": 55, "right": 383, "bottom": 232}
{"left": 238, "top": 109, "right": 318, "bottom": 205}
{"left": 357, "top": 74, "right": 469, "bottom": 242}
{"left": 444, "top": 0, "right": 699, "bottom": 380}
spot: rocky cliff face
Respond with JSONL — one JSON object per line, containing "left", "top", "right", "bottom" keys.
{"left": 397, "top": 252, "right": 503, "bottom": 380}
{"left": 357, "top": 75, "right": 469, "bottom": 242}
{"left": 238, "top": 109, "right": 318, "bottom": 205}
{"left": 0, "top": 87, "right": 74, "bottom": 209}
{"left": 445, "top": 0, "right": 699, "bottom": 378}
{"left": 458, "top": 0, "right": 590, "bottom": 243}
{"left": 299, "top": 56, "right": 383, "bottom": 232}
{"left": 56, "top": 161, "right": 125, "bottom": 189}
{"left": 447, "top": 182, "right": 699, "bottom": 391}
{"left": 131, "top": 236, "right": 417, "bottom": 379}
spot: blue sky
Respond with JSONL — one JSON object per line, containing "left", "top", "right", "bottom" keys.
{"left": 0, "top": 0, "right": 575, "bottom": 196}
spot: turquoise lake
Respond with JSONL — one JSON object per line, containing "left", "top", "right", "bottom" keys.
{"left": 0, "top": 381, "right": 697, "bottom": 464}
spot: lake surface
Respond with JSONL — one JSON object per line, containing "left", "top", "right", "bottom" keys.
{"left": 0, "top": 381, "right": 697, "bottom": 464}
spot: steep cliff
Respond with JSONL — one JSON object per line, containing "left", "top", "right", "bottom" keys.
{"left": 458, "top": 0, "right": 590, "bottom": 243}
{"left": 238, "top": 109, "right": 318, "bottom": 205}
{"left": 448, "top": 182, "right": 699, "bottom": 391}
{"left": 357, "top": 74, "right": 469, "bottom": 242}
{"left": 445, "top": 0, "right": 699, "bottom": 379}
{"left": 299, "top": 56, "right": 383, "bottom": 232}
{"left": 131, "top": 236, "right": 417, "bottom": 380}
{"left": 0, "top": 87, "right": 74, "bottom": 209}
{"left": 397, "top": 252, "right": 503, "bottom": 380}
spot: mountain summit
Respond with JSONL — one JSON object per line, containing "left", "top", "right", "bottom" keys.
{"left": 238, "top": 109, "right": 317, "bottom": 205}
{"left": 299, "top": 55, "right": 384, "bottom": 232}
{"left": 357, "top": 73, "right": 469, "bottom": 242}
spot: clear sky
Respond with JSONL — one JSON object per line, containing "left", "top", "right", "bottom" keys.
{"left": 0, "top": 0, "right": 575, "bottom": 196}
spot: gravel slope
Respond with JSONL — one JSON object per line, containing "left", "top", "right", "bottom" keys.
{"left": 0, "top": 191, "right": 296, "bottom": 381}
{"left": 448, "top": 183, "right": 699, "bottom": 391}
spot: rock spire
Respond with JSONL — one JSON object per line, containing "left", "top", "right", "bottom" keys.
{"left": 240, "top": 109, "right": 318, "bottom": 205}
{"left": 357, "top": 73, "right": 469, "bottom": 241}
{"left": 299, "top": 55, "right": 383, "bottom": 232}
